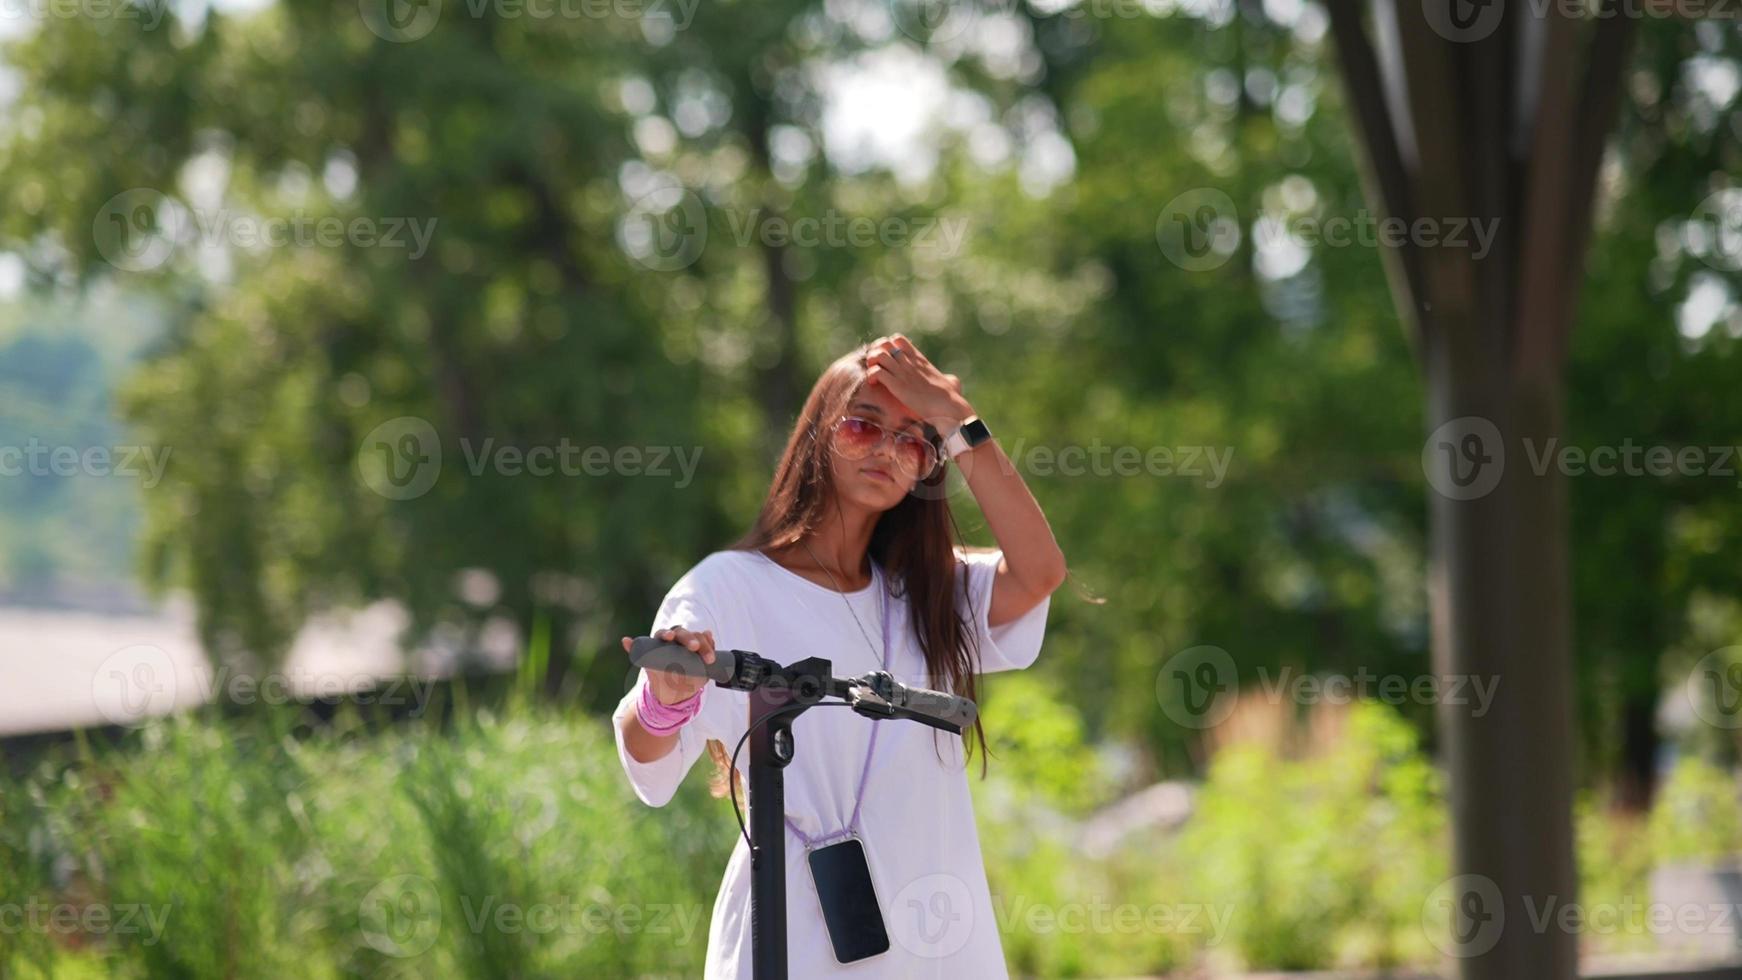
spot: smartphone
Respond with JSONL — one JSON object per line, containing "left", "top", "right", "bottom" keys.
{"left": 806, "top": 836, "right": 890, "bottom": 963}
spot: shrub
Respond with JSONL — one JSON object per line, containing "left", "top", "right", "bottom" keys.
{"left": 0, "top": 706, "right": 733, "bottom": 978}
{"left": 1178, "top": 701, "right": 1448, "bottom": 971}
{"left": 1648, "top": 755, "right": 1742, "bottom": 865}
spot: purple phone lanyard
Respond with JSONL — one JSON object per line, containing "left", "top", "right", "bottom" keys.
{"left": 783, "top": 564, "right": 893, "bottom": 851}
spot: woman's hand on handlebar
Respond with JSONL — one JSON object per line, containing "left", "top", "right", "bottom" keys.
{"left": 621, "top": 627, "right": 716, "bottom": 705}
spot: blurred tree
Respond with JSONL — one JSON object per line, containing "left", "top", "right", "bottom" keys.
{"left": 2, "top": 1, "right": 1739, "bottom": 832}
{"left": 1569, "top": 14, "right": 1742, "bottom": 809}
{"left": 3, "top": 2, "right": 744, "bottom": 690}
{"left": 0, "top": 0, "right": 1064, "bottom": 704}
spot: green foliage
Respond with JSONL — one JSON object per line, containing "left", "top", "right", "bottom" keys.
{"left": 0, "top": 773, "right": 56, "bottom": 976}
{"left": 80, "top": 719, "right": 311, "bottom": 978}
{"left": 1178, "top": 702, "right": 1447, "bottom": 971}
{"left": 1575, "top": 798, "right": 1658, "bottom": 955}
{"left": 0, "top": 696, "right": 1713, "bottom": 977}
{"left": 973, "top": 673, "right": 1188, "bottom": 977}
{"left": 1, "top": 0, "right": 1741, "bottom": 866}
{"left": 1648, "top": 755, "right": 1742, "bottom": 864}
{"left": 6, "top": 2, "right": 1742, "bottom": 977}
{"left": 978, "top": 670, "right": 1110, "bottom": 816}
{"left": 977, "top": 694, "right": 1456, "bottom": 975}
{"left": 5, "top": 709, "right": 734, "bottom": 978}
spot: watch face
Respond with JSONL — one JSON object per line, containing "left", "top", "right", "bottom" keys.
{"left": 961, "top": 417, "right": 991, "bottom": 447}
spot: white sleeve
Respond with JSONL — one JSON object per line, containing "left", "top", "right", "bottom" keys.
{"left": 956, "top": 548, "right": 1051, "bottom": 674}
{"left": 612, "top": 560, "right": 749, "bottom": 808}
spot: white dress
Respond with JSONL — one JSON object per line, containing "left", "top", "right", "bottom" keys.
{"left": 611, "top": 547, "right": 1051, "bottom": 979}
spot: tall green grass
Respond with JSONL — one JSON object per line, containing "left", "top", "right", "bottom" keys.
{"left": 3, "top": 704, "right": 732, "bottom": 978}
{"left": 2, "top": 685, "right": 1731, "bottom": 977}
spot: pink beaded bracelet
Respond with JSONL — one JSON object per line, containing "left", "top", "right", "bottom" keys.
{"left": 638, "top": 679, "right": 705, "bottom": 736}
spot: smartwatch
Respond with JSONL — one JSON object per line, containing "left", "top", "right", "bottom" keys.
{"left": 941, "top": 416, "right": 992, "bottom": 461}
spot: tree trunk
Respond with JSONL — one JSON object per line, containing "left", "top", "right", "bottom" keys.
{"left": 1424, "top": 334, "right": 1579, "bottom": 977}
{"left": 1328, "top": 5, "right": 1637, "bottom": 977}
{"left": 1615, "top": 693, "right": 1661, "bottom": 811}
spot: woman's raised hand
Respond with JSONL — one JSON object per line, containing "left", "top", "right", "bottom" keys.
{"left": 864, "top": 334, "right": 975, "bottom": 429}
{"left": 621, "top": 627, "right": 716, "bottom": 705}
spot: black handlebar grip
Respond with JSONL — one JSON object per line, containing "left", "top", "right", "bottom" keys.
{"left": 627, "top": 636, "right": 738, "bottom": 686}
{"left": 859, "top": 671, "right": 978, "bottom": 729}
{"left": 896, "top": 685, "right": 979, "bottom": 729}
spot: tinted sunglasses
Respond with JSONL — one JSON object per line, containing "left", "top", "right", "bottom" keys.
{"left": 831, "top": 415, "right": 940, "bottom": 479}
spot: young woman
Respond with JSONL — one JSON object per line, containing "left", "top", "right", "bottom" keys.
{"left": 612, "top": 334, "right": 1067, "bottom": 978}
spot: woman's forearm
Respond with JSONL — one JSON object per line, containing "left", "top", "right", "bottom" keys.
{"left": 953, "top": 410, "right": 1068, "bottom": 624}
{"left": 618, "top": 705, "right": 680, "bottom": 763}
{"left": 859, "top": 333, "right": 1067, "bottom": 623}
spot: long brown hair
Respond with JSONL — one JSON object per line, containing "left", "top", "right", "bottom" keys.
{"left": 704, "top": 343, "right": 991, "bottom": 801}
